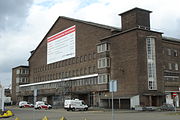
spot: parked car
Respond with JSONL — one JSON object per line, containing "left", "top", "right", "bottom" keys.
{"left": 160, "top": 103, "right": 175, "bottom": 111}
{"left": 19, "top": 101, "right": 34, "bottom": 108}
{"left": 64, "top": 99, "right": 88, "bottom": 111}
{"left": 34, "top": 101, "right": 52, "bottom": 109}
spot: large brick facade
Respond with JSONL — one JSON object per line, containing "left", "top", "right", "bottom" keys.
{"left": 12, "top": 8, "right": 180, "bottom": 109}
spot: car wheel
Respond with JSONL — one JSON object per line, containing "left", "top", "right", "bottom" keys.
{"left": 72, "top": 108, "right": 75, "bottom": 111}
{"left": 84, "top": 108, "right": 88, "bottom": 111}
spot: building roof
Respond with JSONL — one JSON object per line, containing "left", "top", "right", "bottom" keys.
{"left": 119, "top": 7, "right": 152, "bottom": 16}
{"left": 12, "top": 65, "right": 29, "bottom": 69}
{"left": 162, "top": 36, "right": 180, "bottom": 43}
{"left": 28, "top": 16, "right": 121, "bottom": 61}
{"left": 60, "top": 16, "right": 121, "bottom": 31}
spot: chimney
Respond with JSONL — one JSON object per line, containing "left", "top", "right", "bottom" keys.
{"left": 119, "top": 8, "right": 152, "bottom": 31}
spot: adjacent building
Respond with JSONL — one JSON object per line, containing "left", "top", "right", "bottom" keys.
{"left": 12, "top": 66, "right": 29, "bottom": 104}
{"left": 12, "top": 8, "right": 180, "bottom": 109}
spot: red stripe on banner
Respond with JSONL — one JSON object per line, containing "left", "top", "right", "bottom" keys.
{"left": 47, "top": 26, "right": 76, "bottom": 42}
{"left": 48, "top": 29, "right": 75, "bottom": 42}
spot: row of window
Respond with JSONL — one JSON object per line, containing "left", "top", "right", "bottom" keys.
{"left": 34, "top": 52, "right": 96, "bottom": 73}
{"left": 164, "top": 76, "right": 179, "bottom": 81}
{"left": 97, "top": 43, "right": 110, "bottom": 53}
{"left": 16, "top": 77, "right": 29, "bottom": 84}
{"left": 33, "top": 66, "right": 97, "bottom": 82}
{"left": 98, "top": 74, "right": 110, "bottom": 84}
{"left": 98, "top": 57, "right": 110, "bottom": 68}
{"left": 166, "top": 48, "right": 178, "bottom": 57}
{"left": 16, "top": 69, "right": 29, "bottom": 75}
{"left": 167, "top": 63, "right": 179, "bottom": 71}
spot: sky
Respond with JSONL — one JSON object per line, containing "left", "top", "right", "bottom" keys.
{"left": 0, "top": 0, "right": 180, "bottom": 88}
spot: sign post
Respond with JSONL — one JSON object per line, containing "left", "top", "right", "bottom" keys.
{"left": 109, "top": 80, "right": 117, "bottom": 120}
{"left": 172, "top": 92, "right": 177, "bottom": 112}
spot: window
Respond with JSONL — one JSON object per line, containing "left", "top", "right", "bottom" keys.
{"left": 80, "top": 56, "right": 83, "bottom": 62}
{"left": 146, "top": 37, "right": 157, "bottom": 90}
{"left": 167, "top": 48, "right": 171, "bottom": 56}
{"left": 98, "top": 58, "right": 110, "bottom": 68}
{"left": 93, "top": 66, "right": 96, "bottom": 73}
{"left": 84, "top": 55, "right": 87, "bottom": 61}
{"left": 97, "top": 43, "right": 110, "bottom": 53}
{"left": 80, "top": 68, "right": 83, "bottom": 75}
{"left": 168, "top": 63, "right": 172, "bottom": 70}
{"left": 175, "top": 63, "right": 179, "bottom": 70}
{"left": 16, "top": 77, "right": 20, "bottom": 83}
{"left": 88, "top": 53, "right": 92, "bottom": 60}
{"left": 98, "top": 74, "right": 110, "bottom": 84}
{"left": 173, "top": 50, "right": 178, "bottom": 57}
{"left": 84, "top": 68, "right": 87, "bottom": 74}
{"left": 88, "top": 66, "right": 91, "bottom": 74}
{"left": 76, "top": 69, "right": 79, "bottom": 76}
{"left": 16, "top": 69, "right": 20, "bottom": 74}
{"left": 93, "top": 52, "right": 96, "bottom": 59}
{"left": 76, "top": 57, "right": 79, "bottom": 63}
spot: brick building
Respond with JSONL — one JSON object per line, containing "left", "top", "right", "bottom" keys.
{"left": 12, "top": 66, "right": 29, "bottom": 104}
{"left": 12, "top": 8, "right": 180, "bottom": 109}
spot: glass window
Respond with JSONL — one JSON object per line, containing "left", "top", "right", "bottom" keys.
{"left": 16, "top": 69, "right": 20, "bottom": 74}
{"left": 167, "top": 48, "right": 171, "bottom": 56}
{"left": 98, "top": 58, "right": 110, "bottom": 68}
{"left": 98, "top": 74, "right": 109, "bottom": 84}
{"left": 97, "top": 43, "right": 110, "bottom": 53}
{"left": 174, "top": 50, "right": 178, "bottom": 57}
{"left": 146, "top": 37, "right": 157, "bottom": 90}
{"left": 16, "top": 77, "right": 20, "bottom": 83}
{"left": 175, "top": 63, "right": 179, "bottom": 70}
{"left": 168, "top": 63, "right": 172, "bottom": 70}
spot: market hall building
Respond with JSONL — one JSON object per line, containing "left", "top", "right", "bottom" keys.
{"left": 12, "top": 8, "right": 180, "bottom": 109}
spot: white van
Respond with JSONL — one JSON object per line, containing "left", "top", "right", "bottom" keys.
{"left": 64, "top": 99, "right": 88, "bottom": 111}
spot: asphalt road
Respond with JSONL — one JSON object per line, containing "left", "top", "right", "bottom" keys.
{"left": 4, "top": 106, "right": 180, "bottom": 120}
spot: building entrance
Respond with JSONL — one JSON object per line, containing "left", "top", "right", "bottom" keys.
{"left": 77, "top": 92, "right": 94, "bottom": 107}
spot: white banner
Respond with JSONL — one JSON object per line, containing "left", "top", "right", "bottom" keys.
{"left": 47, "top": 25, "right": 76, "bottom": 64}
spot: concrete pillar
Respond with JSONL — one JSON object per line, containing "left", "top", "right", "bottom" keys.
{"left": 119, "top": 98, "right": 121, "bottom": 109}
{"left": 149, "top": 96, "right": 152, "bottom": 106}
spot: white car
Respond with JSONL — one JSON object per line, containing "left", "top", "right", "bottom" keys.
{"left": 34, "top": 101, "right": 52, "bottom": 109}
{"left": 64, "top": 99, "right": 88, "bottom": 111}
{"left": 19, "top": 101, "right": 34, "bottom": 108}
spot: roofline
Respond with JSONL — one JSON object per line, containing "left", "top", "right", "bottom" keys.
{"left": 28, "top": 16, "right": 61, "bottom": 61}
{"left": 12, "top": 65, "right": 29, "bottom": 69}
{"left": 162, "top": 36, "right": 180, "bottom": 43}
{"left": 60, "top": 16, "right": 121, "bottom": 30}
{"left": 119, "top": 7, "right": 152, "bottom": 16}
{"left": 100, "top": 27, "right": 163, "bottom": 41}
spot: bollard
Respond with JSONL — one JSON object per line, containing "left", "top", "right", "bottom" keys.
{"left": 42, "top": 116, "right": 48, "bottom": 120}
{"left": 59, "top": 116, "right": 67, "bottom": 120}
{"left": 15, "top": 117, "right": 20, "bottom": 120}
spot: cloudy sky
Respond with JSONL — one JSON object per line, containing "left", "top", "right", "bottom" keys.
{"left": 0, "top": 0, "right": 180, "bottom": 88}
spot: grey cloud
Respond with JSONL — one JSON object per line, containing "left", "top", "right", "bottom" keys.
{"left": 0, "top": 0, "right": 33, "bottom": 31}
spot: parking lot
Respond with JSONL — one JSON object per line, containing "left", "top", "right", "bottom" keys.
{"left": 4, "top": 106, "right": 180, "bottom": 120}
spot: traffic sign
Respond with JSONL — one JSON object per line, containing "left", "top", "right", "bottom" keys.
{"left": 109, "top": 80, "right": 117, "bottom": 92}
{"left": 172, "top": 92, "right": 177, "bottom": 97}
